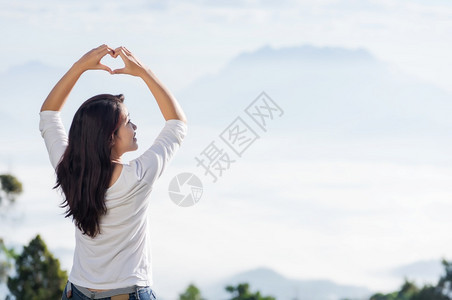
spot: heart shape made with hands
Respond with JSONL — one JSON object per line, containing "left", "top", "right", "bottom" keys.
{"left": 100, "top": 53, "right": 125, "bottom": 73}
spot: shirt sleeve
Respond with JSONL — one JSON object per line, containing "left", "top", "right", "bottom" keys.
{"left": 131, "top": 119, "right": 188, "bottom": 187}
{"left": 39, "top": 110, "right": 68, "bottom": 169}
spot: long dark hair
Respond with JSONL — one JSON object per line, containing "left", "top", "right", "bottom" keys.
{"left": 55, "top": 94, "right": 125, "bottom": 238}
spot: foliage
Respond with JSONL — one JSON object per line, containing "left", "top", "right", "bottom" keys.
{"left": 410, "top": 285, "right": 449, "bottom": 300}
{"left": 0, "top": 174, "right": 23, "bottom": 205}
{"left": 0, "top": 238, "right": 17, "bottom": 283}
{"left": 369, "top": 260, "right": 452, "bottom": 300}
{"left": 7, "top": 234, "right": 68, "bottom": 299}
{"left": 437, "top": 259, "right": 452, "bottom": 298}
{"left": 370, "top": 279, "right": 418, "bottom": 300}
{"left": 179, "top": 283, "right": 206, "bottom": 300}
{"left": 225, "top": 282, "right": 276, "bottom": 300}
{"left": 0, "top": 173, "right": 23, "bottom": 286}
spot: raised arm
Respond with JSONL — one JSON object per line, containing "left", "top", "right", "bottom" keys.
{"left": 40, "top": 44, "right": 114, "bottom": 112}
{"left": 112, "top": 47, "right": 187, "bottom": 124}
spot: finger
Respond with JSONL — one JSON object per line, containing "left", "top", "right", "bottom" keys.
{"left": 112, "top": 68, "right": 126, "bottom": 75}
{"left": 97, "top": 64, "right": 113, "bottom": 74}
{"left": 105, "top": 48, "right": 115, "bottom": 57}
{"left": 94, "top": 48, "right": 115, "bottom": 64}
{"left": 107, "top": 46, "right": 115, "bottom": 56}
{"left": 100, "top": 44, "right": 112, "bottom": 50}
{"left": 111, "top": 49, "right": 120, "bottom": 58}
{"left": 123, "top": 47, "right": 132, "bottom": 55}
{"left": 117, "top": 48, "right": 129, "bottom": 62}
{"left": 96, "top": 44, "right": 109, "bottom": 52}
{"left": 98, "top": 46, "right": 114, "bottom": 57}
{"left": 112, "top": 47, "right": 124, "bottom": 58}
{"left": 116, "top": 46, "right": 131, "bottom": 57}
{"left": 93, "top": 44, "right": 106, "bottom": 51}
{"left": 93, "top": 44, "right": 111, "bottom": 55}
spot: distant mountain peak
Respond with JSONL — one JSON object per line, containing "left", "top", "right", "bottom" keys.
{"left": 229, "top": 44, "right": 376, "bottom": 66}
{"left": 203, "top": 266, "right": 371, "bottom": 300}
{"left": 234, "top": 266, "right": 287, "bottom": 280}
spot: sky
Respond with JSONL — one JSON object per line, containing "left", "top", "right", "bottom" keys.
{"left": 1, "top": 0, "right": 452, "bottom": 94}
{"left": 1, "top": 0, "right": 452, "bottom": 299}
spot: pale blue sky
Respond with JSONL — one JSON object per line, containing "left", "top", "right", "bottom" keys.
{"left": 1, "top": 1, "right": 451, "bottom": 299}
{"left": 0, "top": 0, "right": 451, "bottom": 93}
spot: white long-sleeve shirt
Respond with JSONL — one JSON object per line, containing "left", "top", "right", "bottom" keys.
{"left": 39, "top": 110, "right": 187, "bottom": 289}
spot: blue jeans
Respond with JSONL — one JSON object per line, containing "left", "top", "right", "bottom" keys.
{"left": 62, "top": 282, "right": 158, "bottom": 300}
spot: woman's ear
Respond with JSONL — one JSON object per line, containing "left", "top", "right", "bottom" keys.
{"left": 110, "top": 134, "right": 116, "bottom": 146}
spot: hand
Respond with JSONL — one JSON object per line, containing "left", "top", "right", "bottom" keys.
{"left": 74, "top": 44, "right": 115, "bottom": 74}
{"left": 112, "top": 46, "right": 148, "bottom": 77}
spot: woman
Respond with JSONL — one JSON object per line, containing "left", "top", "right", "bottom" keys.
{"left": 39, "top": 44, "right": 188, "bottom": 300}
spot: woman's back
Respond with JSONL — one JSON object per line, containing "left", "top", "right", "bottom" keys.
{"left": 70, "top": 119, "right": 187, "bottom": 289}
{"left": 40, "top": 111, "right": 187, "bottom": 289}
{"left": 39, "top": 45, "right": 188, "bottom": 299}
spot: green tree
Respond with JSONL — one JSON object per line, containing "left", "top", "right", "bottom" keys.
{"left": 0, "top": 174, "right": 23, "bottom": 205}
{"left": 225, "top": 282, "right": 276, "bottom": 300}
{"left": 7, "top": 234, "right": 68, "bottom": 300}
{"left": 369, "top": 279, "right": 420, "bottom": 300}
{"left": 0, "top": 173, "right": 22, "bottom": 287}
{"left": 369, "top": 260, "right": 452, "bottom": 300}
{"left": 436, "top": 259, "right": 452, "bottom": 298}
{"left": 0, "top": 238, "right": 17, "bottom": 283}
{"left": 410, "top": 285, "right": 450, "bottom": 300}
{"left": 397, "top": 280, "right": 420, "bottom": 300}
{"left": 370, "top": 291, "right": 399, "bottom": 300}
{"left": 179, "top": 283, "right": 206, "bottom": 300}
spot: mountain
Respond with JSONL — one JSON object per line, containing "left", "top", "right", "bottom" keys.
{"left": 201, "top": 267, "right": 371, "bottom": 300}
{"left": 177, "top": 44, "right": 452, "bottom": 139}
{"left": 389, "top": 259, "right": 444, "bottom": 286}
{"left": 2, "top": 43, "right": 451, "bottom": 165}
{"left": 3, "top": 44, "right": 451, "bottom": 140}
{"left": 229, "top": 44, "right": 375, "bottom": 65}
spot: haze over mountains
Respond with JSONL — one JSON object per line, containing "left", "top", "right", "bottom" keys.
{"left": 173, "top": 260, "right": 444, "bottom": 300}
{"left": 179, "top": 44, "right": 452, "bottom": 140}
{"left": 2, "top": 44, "right": 451, "bottom": 137}
{"left": 2, "top": 43, "right": 450, "bottom": 166}
{"left": 201, "top": 267, "right": 371, "bottom": 300}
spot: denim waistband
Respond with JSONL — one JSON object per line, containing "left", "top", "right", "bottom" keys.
{"left": 66, "top": 281, "right": 143, "bottom": 299}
